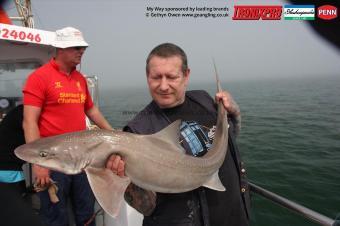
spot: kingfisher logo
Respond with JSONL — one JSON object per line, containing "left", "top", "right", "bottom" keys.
{"left": 284, "top": 5, "right": 315, "bottom": 20}
{"left": 318, "top": 5, "right": 337, "bottom": 20}
{"left": 232, "top": 5, "right": 282, "bottom": 20}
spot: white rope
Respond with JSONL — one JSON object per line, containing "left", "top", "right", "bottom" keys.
{"left": 14, "top": 0, "right": 34, "bottom": 28}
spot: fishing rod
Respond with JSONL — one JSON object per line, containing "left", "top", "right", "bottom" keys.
{"left": 249, "top": 182, "right": 340, "bottom": 226}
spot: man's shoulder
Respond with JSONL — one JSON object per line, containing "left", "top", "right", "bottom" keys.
{"left": 123, "top": 101, "right": 165, "bottom": 134}
{"left": 186, "top": 90, "right": 213, "bottom": 101}
{"left": 186, "top": 90, "right": 216, "bottom": 112}
{"left": 125, "top": 102, "right": 155, "bottom": 126}
{"left": 186, "top": 89, "right": 211, "bottom": 96}
{"left": 37, "top": 61, "right": 54, "bottom": 72}
{"left": 28, "top": 62, "right": 54, "bottom": 79}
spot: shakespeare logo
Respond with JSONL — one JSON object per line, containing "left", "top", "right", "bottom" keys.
{"left": 232, "top": 5, "right": 282, "bottom": 20}
{"left": 318, "top": 5, "right": 337, "bottom": 20}
{"left": 284, "top": 5, "right": 315, "bottom": 20}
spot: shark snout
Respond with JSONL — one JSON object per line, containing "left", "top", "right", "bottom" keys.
{"left": 14, "top": 145, "right": 35, "bottom": 162}
{"left": 14, "top": 143, "right": 56, "bottom": 165}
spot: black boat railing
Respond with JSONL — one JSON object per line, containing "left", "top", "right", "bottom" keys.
{"left": 249, "top": 182, "right": 339, "bottom": 226}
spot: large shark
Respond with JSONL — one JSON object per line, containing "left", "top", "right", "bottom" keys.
{"left": 15, "top": 65, "right": 229, "bottom": 218}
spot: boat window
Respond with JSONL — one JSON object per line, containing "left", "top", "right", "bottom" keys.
{"left": 0, "top": 62, "right": 41, "bottom": 97}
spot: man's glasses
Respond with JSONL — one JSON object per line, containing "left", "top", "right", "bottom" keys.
{"left": 72, "top": 46, "right": 87, "bottom": 51}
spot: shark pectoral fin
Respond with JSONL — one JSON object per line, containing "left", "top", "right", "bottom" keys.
{"left": 203, "top": 171, "right": 226, "bottom": 191}
{"left": 84, "top": 167, "right": 131, "bottom": 218}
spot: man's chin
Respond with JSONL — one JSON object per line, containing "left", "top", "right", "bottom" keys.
{"left": 155, "top": 99, "right": 174, "bottom": 109}
{"left": 156, "top": 99, "right": 183, "bottom": 109}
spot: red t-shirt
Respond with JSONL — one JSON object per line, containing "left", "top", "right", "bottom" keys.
{"left": 23, "top": 59, "right": 94, "bottom": 137}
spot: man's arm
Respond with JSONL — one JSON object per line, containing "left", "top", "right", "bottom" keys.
{"left": 23, "top": 105, "right": 50, "bottom": 187}
{"left": 124, "top": 183, "right": 157, "bottom": 216}
{"left": 106, "top": 154, "right": 157, "bottom": 215}
{"left": 85, "top": 105, "right": 112, "bottom": 130}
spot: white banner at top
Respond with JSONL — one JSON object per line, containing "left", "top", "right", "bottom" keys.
{"left": 0, "top": 23, "right": 55, "bottom": 46}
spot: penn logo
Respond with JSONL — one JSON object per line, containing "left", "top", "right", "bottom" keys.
{"left": 318, "top": 5, "right": 337, "bottom": 20}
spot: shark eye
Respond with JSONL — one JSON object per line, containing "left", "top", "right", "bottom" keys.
{"left": 39, "top": 151, "right": 48, "bottom": 158}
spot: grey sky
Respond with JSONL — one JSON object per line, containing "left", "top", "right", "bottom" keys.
{"left": 7, "top": 0, "right": 340, "bottom": 89}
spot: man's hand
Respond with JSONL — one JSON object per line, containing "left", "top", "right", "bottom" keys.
{"left": 215, "top": 90, "right": 242, "bottom": 135}
{"left": 106, "top": 154, "right": 125, "bottom": 177}
{"left": 215, "top": 91, "right": 240, "bottom": 117}
{"left": 33, "top": 164, "right": 51, "bottom": 187}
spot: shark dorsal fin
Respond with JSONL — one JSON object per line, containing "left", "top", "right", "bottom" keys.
{"left": 148, "top": 120, "right": 186, "bottom": 154}
{"left": 153, "top": 119, "right": 182, "bottom": 142}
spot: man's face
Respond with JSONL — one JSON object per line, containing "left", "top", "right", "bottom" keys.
{"left": 147, "top": 55, "right": 190, "bottom": 109}
{"left": 60, "top": 47, "right": 86, "bottom": 67}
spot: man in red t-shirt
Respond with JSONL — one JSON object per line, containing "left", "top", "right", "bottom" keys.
{"left": 23, "top": 27, "right": 112, "bottom": 226}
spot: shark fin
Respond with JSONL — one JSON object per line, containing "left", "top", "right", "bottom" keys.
{"left": 84, "top": 167, "right": 131, "bottom": 218}
{"left": 203, "top": 170, "right": 226, "bottom": 191}
{"left": 154, "top": 119, "right": 182, "bottom": 141}
{"left": 148, "top": 120, "right": 186, "bottom": 154}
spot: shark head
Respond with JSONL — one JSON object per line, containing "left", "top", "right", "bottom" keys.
{"left": 14, "top": 132, "right": 92, "bottom": 174}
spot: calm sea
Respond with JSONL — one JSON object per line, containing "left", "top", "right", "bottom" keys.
{"left": 99, "top": 76, "right": 340, "bottom": 226}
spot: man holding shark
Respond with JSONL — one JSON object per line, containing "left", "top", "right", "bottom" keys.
{"left": 106, "top": 43, "right": 251, "bottom": 226}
